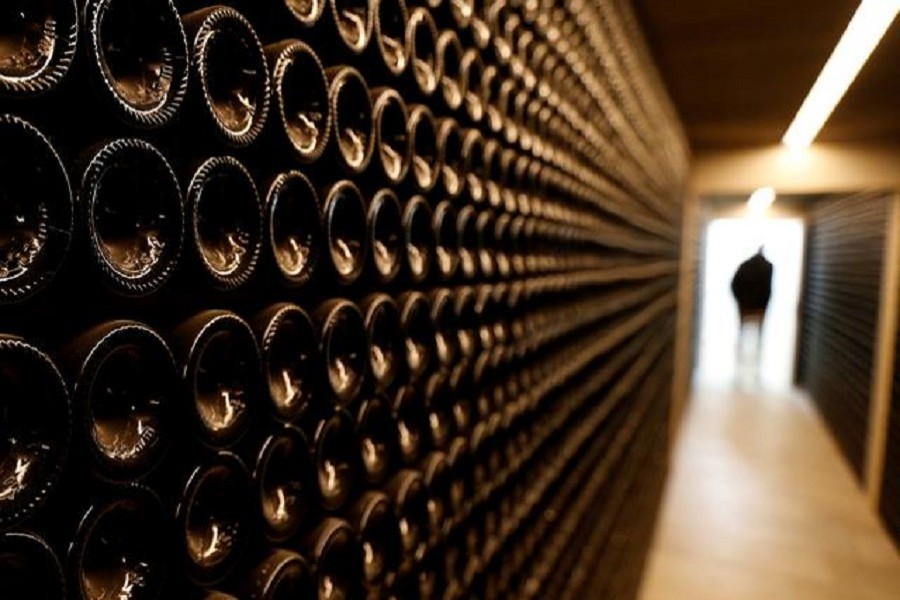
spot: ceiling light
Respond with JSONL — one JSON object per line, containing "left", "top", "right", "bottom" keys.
{"left": 748, "top": 187, "right": 776, "bottom": 214}
{"left": 782, "top": 0, "right": 900, "bottom": 149}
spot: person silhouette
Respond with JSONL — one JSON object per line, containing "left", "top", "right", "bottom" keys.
{"left": 731, "top": 246, "right": 773, "bottom": 377}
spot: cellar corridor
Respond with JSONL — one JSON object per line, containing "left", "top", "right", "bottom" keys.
{"left": 638, "top": 384, "right": 900, "bottom": 600}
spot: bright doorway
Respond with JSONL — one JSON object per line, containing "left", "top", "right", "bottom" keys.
{"left": 695, "top": 217, "right": 806, "bottom": 390}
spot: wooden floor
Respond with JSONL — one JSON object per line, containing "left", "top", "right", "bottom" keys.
{"left": 639, "top": 384, "right": 900, "bottom": 600}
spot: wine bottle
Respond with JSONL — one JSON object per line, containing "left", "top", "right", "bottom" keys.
{"left": 0, "top": 531, "right": 65, "bottom": 599}
{"left": 186, "top": 156, "right": 263, "bottom": 290}
{"left": 176, "top": 451, "right": 252, "bottom": 585}
{"left": 0, "top": 115, "right": 73, "bottom": 303}
{"left": 301, "top": 518, "right": 365, "bottom": 600}
{"left": 313, "top": 299, "right": 368, "bottom": 407}
{"left": 327, "top": 65, "right": 375, "bottom": 175}
{"left": 475, "top": 210, "right": 496, "bottom": 278}
{"left": 446, "top": 436, "right": 473, "bottom": 524}
{"left": 68, "top": 484, "right": 169, "bottom": 600}
{"left": 392, "top": 384, "right": 428, "bottom": 466}
{"left": 236, "top": 549, "right": 314, "bottom": 599}
{"left": 264, "top": 40, "right": 331, "bottom": 164}
{"left": 252, "top": 426, "right": 314, "bottom": 543}
{"left": 460, "top": 128, "right": 486, "bottom": 203}
{"left": 402, "top": 196, "right": 434, "bottom": 284}
{"left": 308, "top": 408, "right": 358, "bottom": 512}
{"left": 0, "top": 336, "right": 70, "bottom": 529}
{"left": 436, "top": 30, "right": 463, "bottom": 110}
{"left": 482, "top": 139, "right": 503, "bottom": 208}
{"left": 481, "top": 64, "right": 503, "bottom": 133}
{"left": 432, "top": 201, "right": 459, "bottom": 281}
{"left": 373, "top": 0, "right": 409, "bottom": 77}
{"left": 360, "top": 293, "right": 402, "bottom": 394}
{"left": 406, "top": 104, "right": 439, "bottom": 193}
{"left": 436, "top": 118, "right": 464, "bottom": 198}
{"left": 405, "top": 8, "right": 439, "bottom": 97}
{"left": 456, "top": 205, "right": 479, "bottom": 280}
{"left": 171, "top": 311, "right": 263, "bottom": 449}
{"left": 422, "top": 371, "right": 455, "bottom": 451}
{"left": 327, "top": 0, "right": 374, "bottom": 56}
{"left": 63, "top": 321, "right": 177, "bottom": 482}
{"left": 0, "top": 0, "right": 78, "bottom": 97}
{"left": 385, "top": 469, "right": 429, "bottom": 562}
{"left": 182, "top": 6, "right": 270, "bottom": 147}
{"left": 420, "top": 450, "right": 451, "bottom": 546}
{"left": 371, "top": 87, "right": 410, "bottom": 185}
{"left": 321, "top": 180, "right": 368, "bottom": 285}
{"left": 429, "top": 288, "right": 459, "bottom": 370}
{"left": 83, "top": 0, "right": 190, "bottom": 128}
{"left": 397, "top": 291, "right": 434, "bottom": 381}
{"left": 354, "top": 395, "right": 396, "bottom": 486}
{"left": 460, "top": 48, "right": 485, "bottom": 123}
{"left": 348, "top": 491, "right": 401, "bottom": 590}
{"left": 469, "top": 0, "right": 490, "bottom": 50}
{"left": 79, "top": 138, "right": 184, "bottom": 297}
{"left": 366, "top": 189, "right": 403, "bottom": 284}
{"left": 263, "top": 170, "right": 322, "bottom": 288}
{"left": 253, "top": 304, "right": 318, "bottom": 424}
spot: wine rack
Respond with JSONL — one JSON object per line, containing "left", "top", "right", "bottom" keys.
{"left": 0, "top": 0, "right": 688, "bottom": 598}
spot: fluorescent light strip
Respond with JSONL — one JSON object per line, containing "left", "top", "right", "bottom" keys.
{"left": 782, "top": 0, "right": 900, "bottom": 149}
{"left": 748, "top": 187, "right": 776, "bottom": 214}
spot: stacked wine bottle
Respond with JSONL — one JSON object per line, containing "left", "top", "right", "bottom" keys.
{"left": 0, "top": 0, "right": 687, "bottom": 599}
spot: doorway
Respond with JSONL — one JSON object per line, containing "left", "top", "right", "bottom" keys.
{"left": 695, "top": 217, "right": 806, "bottom": 390}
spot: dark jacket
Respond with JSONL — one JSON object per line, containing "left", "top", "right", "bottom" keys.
{"left": 731, "top": 254, "right": 773, "bottom": 312}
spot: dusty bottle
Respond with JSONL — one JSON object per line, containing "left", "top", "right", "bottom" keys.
{"left": 186, "top": 156, "right": 263, "bottom": 290}
{"left": 360, "top": 293, "right": 403, "bottom": 394}
{"left": 83, "top": 0, "right": 190, "bottom": 127}
{"left": 0, "top": 336, "right": 70, "bottom": 529}
{"left": 405, "top": 8, "right": 439, "bottom": 97}
{"left": 171, "top": 311, "right": 263, "bottom": 449}
{"left": 79, "top": 138, "right": 184, "bottom": 296}
{"left": 348, "top": 491, "right": 402, "bottom": 590}
{"left": 308, "top": 408, "right": 358, "bottom": 511}
{"left": 327, "top": 65, "right": 375, "bottom": 175}
{"left": 301, "top": 518, "right": 365, "bottom": 600}
{"left": 0, "top": 531, "right": 65, "bottom": 599}
{"left": 263, "top": 170, "right": 322, "bottom": 288}
{"left": 436, "top": 30, "right": 463, "bottom": 110}
{"left": 392, "top": 385, "right": 427, "bottom": 466}
{"left": 0, "top": 0, "right": 78, "bottom": 97}
{"left": 253, "top": 303, "right": 319, "bottom": 423}
{"left": 432, "top": 200, "right": 459, "bottom": 280}
{"left": 321, "top": 180, "right": 368, "bottom": 286}
{"left": 183, "top": 6, "right": 270, "bottom": 146}
{"left": 403, "top": 195, "right": 435, "bottom": 284}
{"left": 252, "top": 426, "right": 314, "bottom": 543}
{"left": 264, "top": 40, "right": 332, "bottom": 164}
{"left": 460, "top": 48, "right": 485, "bottom": 123}
{"left": 373, "top": 0, "right": 409, "bottom": 77}
{"left": 385, "top": 469, "right": 430, "bottom": 562}
{"left": 68, "top": 484, "right": 169, "bottom": 600}
{"left": 397, "top": 290, "right": 434, "bottom": 382}
{"left": 326, "top": 0, "right": 374, "bottom": 56}
{"left": 366, "top": 189, "right": 403, "bottom": 284}
{"left": 176, "top": 451, "right": 252, "bottom": 585}
{"left": 0, "top": 115, "right": 73, "bottom": 303}
{"left": 406, "top": 104, "right": 440, "bottom": 193}
{"left": 235, "top": 549, "right": 314, "bottom": 599}
{"left": 355, "top": 395, "right": 396, "bottom": 486}
{"left": 314, "top": 298, "right": 368, "bottom": 407}
{"left": 63, "top": 321, "right": 177, "bottom": 482}
{"left": 370, "top": 87, "right": 410, "bottom": 185}
{"left": 436, "top": 118, "right": 464, "bottom": 198}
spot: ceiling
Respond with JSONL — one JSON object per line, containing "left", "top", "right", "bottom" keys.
{"left": 633, "top": 0, "right": 900, "bottom": 152}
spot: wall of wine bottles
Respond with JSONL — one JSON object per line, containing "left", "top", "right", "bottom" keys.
{"left": 0, "top": 0, "right": 689, "bottom": 598}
